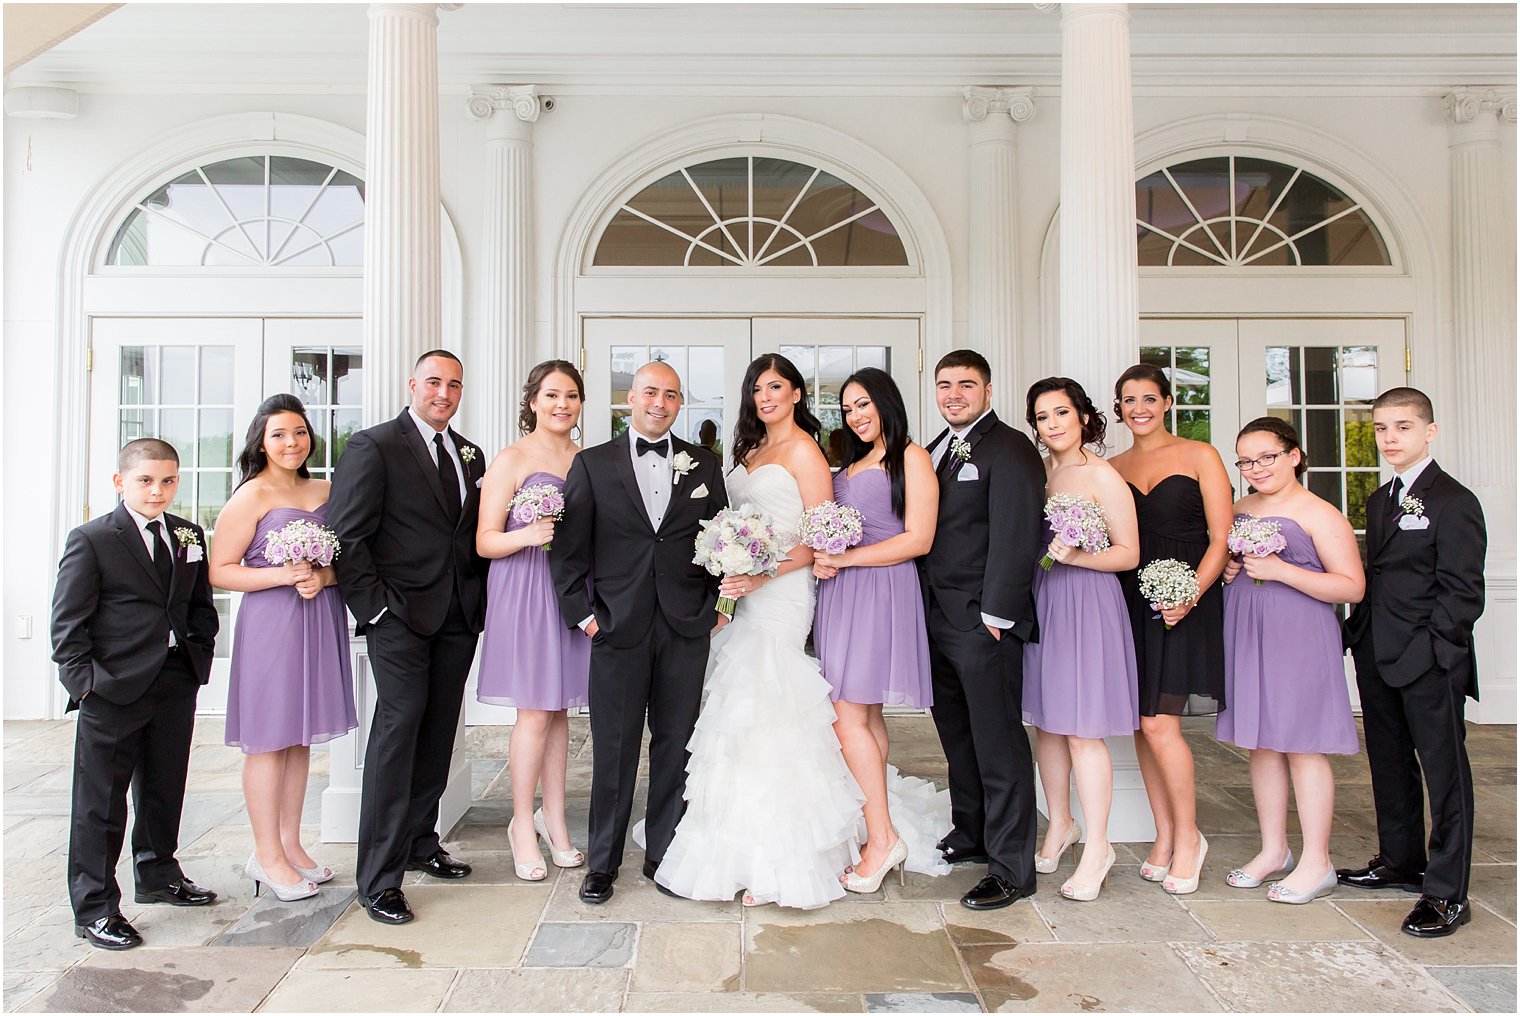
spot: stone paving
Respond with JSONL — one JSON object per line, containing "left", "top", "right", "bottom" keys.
{"left": 3, "top": 716, "right": 1515, "bottom": 1013}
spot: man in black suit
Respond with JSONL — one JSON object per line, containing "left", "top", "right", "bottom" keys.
{"left": 327, "top": 349, "right": 488, "bottom": 925}
{"left": 921, "top": 349, "right": 1046, "bottom": 910}
{"left": 1339, "top": 387, "right": 1487, "bottom": 938}
{"left": 551, "top": 360, "right": 728, "bottom": 904}
{"left": 51, "top": 438, "right": 220, "bottom": 950}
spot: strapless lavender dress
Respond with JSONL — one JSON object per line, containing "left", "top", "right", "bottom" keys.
{"left": 1217, "top": 516, "right": 1358, "bottom": 755}
{"left": 814, "top": 468, "right": 933, "bottom": 707}
{"left": 225, "top": 505, "right": 357, "bottom": 754}
{"left": 478, "top": 471, "right": 590, "bottom": 710}
{"left": 1022, "top": 523, "right": 1140, "bottom": 738}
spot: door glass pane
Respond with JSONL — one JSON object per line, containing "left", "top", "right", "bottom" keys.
{"left": 333, "top": 351, "right": 363, "bottom": 405}
{"left": 159, "top": 408, "right": 196, "bottom": 465}
{"left": 120, "top": 347, "right": 152, "bottom": 404}
{"left": 291, "top": 350, "right": 329, "bottom": 404}
{"left": 1174, "top": 347, "right": 1210, "bottom": 404}
{"left": 1176, "top": 409, "right": 1211, "bottom": 443}
{"left": 200, "top": 345, "right": 235, "bottom": 404}
{"left": 1306, "top": 409, "right": 1340, "bottom": 467}
{"left": 1304, "top": 346, "right": 1338, "bottom": 403}
{"left": 1344, "top": 408, "right": 1376, "bottom": 467}
{"left": 1135, "top": 344, "right": 1214, "bottom": 442}
{"left": 1265, "top": 346, "right": 1298, "bottom": 406}
{"left": 688, "top": 347, "right": 725, "bottom": 405}
{"left": 856, "top": 346, "right": 888, "bottom": 371}
{"left": 160, "top": 345, "right": 197, "bottom": 404}
{"left": 611, "top": 346, "right": 643, "bottom": 404}
{"left": 648, "top": 346, "right": 687, "bottom": 385}
{"left": 289, "top": 346, "right": 363, "bottom": 473}
{"left": 333, "top": 409, "right": 363, "bottom": 467}
{"left": 197, "top": 409, "right": 234, "bottom": 468}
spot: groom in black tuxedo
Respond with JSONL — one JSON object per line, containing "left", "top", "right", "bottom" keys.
{"left": 552, "top": 360, "right": 727, "bottom": 904}
{"left": 328, "top": 350, "right": 488, "bottom": 925}
{"left": 52, "top": 438, "right": 220, "bottom": 950}
{"left": 1340, "top": 387, "right": 1487, "bottom": 937}
{"left": 921, "top": 349, "right": 1046, "bottom": 910}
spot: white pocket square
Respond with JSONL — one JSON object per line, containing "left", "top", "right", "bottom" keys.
{"left": 475, "top": 477, "right": 483, "bottom": 489}
{"left": 185, "top": 545, "right": 204, "bottom": 563}
{"left": 957, "top": 463, "right": 980, "bottom": 481}
{"left": 690, "top": 483, "right": 709, "bottom": 499}
{"left": 1398, "top": 514, "right": 1430, "bottom": 531}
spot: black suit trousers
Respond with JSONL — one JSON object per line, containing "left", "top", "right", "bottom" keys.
{"left": 68, "top": 653, "right": 198, "bottom": 923}
{"left": 1353, "top": 644, "right": 1475, "bottom": 903}
{"left": 357, "top": 597, "right": 479, "bottom": 898}
{"left": 586, "top": 610, "right": 708, "bottom": 874}
{"left": 926, "top": 596, "right": 1036, "bottom": 890}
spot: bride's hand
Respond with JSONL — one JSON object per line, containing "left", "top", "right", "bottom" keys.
{"left": 813, "top": 561, "right": 839, "bottom": 580}
{"left": 719, "top": 574, "right": 768, "bottom": 599}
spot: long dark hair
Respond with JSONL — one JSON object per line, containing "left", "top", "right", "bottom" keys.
{"left": 731, "top": 353, "right": 821, "bottom": 469}
{"left": 236, "top": 393, "right": 314, "bottom": 487}
{"left": 839, "top": 367, "right": 910, "bottom": 519}
{"left": 1025, "top": 377, "right": 1107, "bottom": 452}
{"left": 519, "top": 359, "right": 585, "bottom": 436}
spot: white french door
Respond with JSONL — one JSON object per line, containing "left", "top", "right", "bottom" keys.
{"left": 89, "top": 317, "right": 362, "bottom": 714}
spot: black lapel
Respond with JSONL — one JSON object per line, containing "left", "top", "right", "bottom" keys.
{"left": 449, "top": 428, "right": 481, "bottom": 533}
{"left": 397, "top": 411, "right": 455, "bottom": 520}
{"left": 965, "top": 411, "right": 999, "bottom": 453}
{"left": 926, "top": 427, "right": 950, "bottom": 458}
{"left": 111, "top": 503, "right": 165, "bottom": 590}
{"left": 656, "top": 438, "right": 699, "bottom": 534}
{"left": 164, "top": 512, "right": 190, "bottom": 604}
{"left": 611, "top": 432, "right": 656, "bottom": 534}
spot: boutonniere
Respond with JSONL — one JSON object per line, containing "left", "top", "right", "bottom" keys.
{"left": 950, "top": 437, "right": 972, "bottom": 464}
{"left": 671, "top": 450, "right": 697, "bottom": 485}
{"left": 174, "top": 527, "right": 200, "bottom": 548}
{"left": 459, "top": 445, "right": 477, "bottom": 466}
{"left": 1400, "top": 496, "right": 1424, "bottom": 518}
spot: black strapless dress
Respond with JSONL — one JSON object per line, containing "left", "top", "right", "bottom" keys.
{"left": 1119, "top": 474, "right": 1226, "bottom": 717}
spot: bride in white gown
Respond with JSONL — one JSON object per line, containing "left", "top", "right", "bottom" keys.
{"left": 652, "top": 354, "right": 948, "bottom": 909}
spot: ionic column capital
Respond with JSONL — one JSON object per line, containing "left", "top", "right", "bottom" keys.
{"left": 468, "top": 85, "right": 543, "bottom": 126}
{"left": 962, "top": 86, "right": 1036, "bottom": 127}
{"left": 1442, "top": 87, "right": 1516, "bottom": 127}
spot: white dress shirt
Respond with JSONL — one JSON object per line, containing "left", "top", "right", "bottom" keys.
{"left": 123, "top": 504, "right": 177, "bottom": 646}
{"left": 1392, "top": 454, "right": 1433, "bottom": 494}
{"left": 408, "top": 407, "right": 466, "bottom": 506}
{"left": 627, "top": 425, "right": 675, "bottom": 529}
{"left": 932, "top": 408, "right": 1012, "bottom": 631}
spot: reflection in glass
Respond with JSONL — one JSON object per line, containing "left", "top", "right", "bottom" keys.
{"left": 1346, "top": 471, "right": 1379, "bottom": 530}
{"left": 198, "top": 409, "right": 234, "bottom": 468}
{"left": 687, "top": 347, "right": 724, "bottom": 404}
{"left": 333, "top": 351, "right": 363, "bottom": 404}
{"left": 1306, "top": 408, "right": 1340, "bottom": 467}
{"left": 1265, "top": 346, "right": 1298, "bottom": 407}
{"left": 1305, "top": 346, "right": 1337, "bottom": 403}
{"left": 1175, "top": 409, "right": 1211, "bottom": 443}
{"left": 688, "top": 409, "right": 724, "bottom": 456}
{"left": 1307, "top": 470, "right": 1342, "bottom": 510}
{"left": 1344, "top": 409, "right": 1376, "bottom": 468}
{"left": 332, "top": 409, "right": 362, "bottom": 466}
{"left": 159, "top": 408, "right": 196, "bottom": 465}
{"left": 780, "top": 345, "right": 815, "bottom": 380}
{"left": 610, "top": 347, "right": 644, "bottom": 404}
{"left": 1339, "top": 345, "right": 1378, "bottom": 403}
{"left": 307, "top": 411, "right": 330, "bottom": 469}
{"left": 160, "top": 346, "right": 197, "bottom": 404}
{"left": 1174, "top": 346, "right": 1211, "bottom": 405}
{"left": 200, "top": 345, "right": 235, "bottom": 404}
{"left": 856, "top": 346, "right": 888, "bottom": 371}
{"left": 119, "top": 408, "right": 148, "bottom": 445}
{"left": 291, "top": 350, "right": 329, "bottom": 404}
{"left": 198, "top": 471, "right": 231, "bottom": 530}
{"left": 648, "top": 347, "right": 687, "bottom": 387}
{"left": 214, "top": 596, "right": 232, "bottom": 658}
{"left": 120, "top": 347, "right": 151, "bottom": 405}
{"left": 817, "top": 346, "right": 853, "bottom": 397}
{"left": 611, "top": 408, "right": 631, "bottom": 439}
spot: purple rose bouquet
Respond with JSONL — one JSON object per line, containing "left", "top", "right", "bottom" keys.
{"left": 510, "top": 482, "right": 566, "bottom": 551}
{"left": 264, "top": 519, "right": 340, "bottom": 567}
{"left": 1227, "top": 514, "right": 1286, "bottom": 585}
{"left": 692, "top": 503, "right": 784, "bottom": 616}
{"left": 798, "top": 500, "right": 865, "bottom": 558}
{"left": 1039, "top": 493, "right": 1111, "bottom": 570}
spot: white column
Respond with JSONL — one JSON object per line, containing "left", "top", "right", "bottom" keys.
{"left": 467, "top": 85, "right": 541, "bottom": 457}
{"left": 1045, "top": 2, "right": 1154, "bottom": 843}
{"left": 963, "top": 87, "right": 1034, "bottom": 415}
{"left": 1442, "top": 88, "right": 1517, "bottom": 725}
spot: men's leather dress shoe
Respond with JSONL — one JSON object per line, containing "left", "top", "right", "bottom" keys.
{"left": 580, "top": 870, "right": 618, "bottom": 904}
{"left": 643, "top": 859, "right": 680, "bottom": 899}
{"left": 362, "top": 888, "right": 415, "bottom": 925}
{"left": 76, "top": 914, "right": 143, "bottom": 950}
{"left": 134, "top": 877, "right": 217, "bottom": 906}
{"left": 1336, "top": 856, "right": 1424, "bottom": 893}
{"left": 407, "top": 850, "right": 472, "bottom": 879}
{"left": 1402, "top": 895, "right": 1472, "bottom": 938}
{"left": 940, "top": 844, "right": 990, "bottom": 866}
{"left": 960, "top": 874, "right": 1034, "bottom": 910}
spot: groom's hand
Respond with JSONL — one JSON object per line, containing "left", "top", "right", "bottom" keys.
{"left": 984, "top": 624, "right": 1002, "bottom": 642}
{"left": 583, "top": 619, "right": 600, "bottom": 639}
{"left": 711, "top": 613, "right": 730, "bottom": 635}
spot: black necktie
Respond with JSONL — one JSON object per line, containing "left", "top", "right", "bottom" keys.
{"left": 637, "top": 437, "right": 668, "bottom": 458}
{"left": 434, "top": 433, "right": 462, "bottom": 523}
{"left": 1386, "top": 475, "right": 1405, "bottom": 524}
{"left": 938, "top": 435, "right": 961, "bottom": 481}
{"left": 146, "top": 519, "right": 172, "bottom": 589}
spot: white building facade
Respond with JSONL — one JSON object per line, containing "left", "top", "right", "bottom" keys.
{"left": 5, "top": 3, "right": 1516, "bottom": 743}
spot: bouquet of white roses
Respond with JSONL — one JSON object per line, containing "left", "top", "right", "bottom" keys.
{"left": 264, "top": 519, "right": 341, "bottom": 567}
{"left": 1138, "top": 558, "right": 1199, "bottom": 630}
{"left": 510, "top": 482, "right": 566, "bottom": 551}
{"left": 798, "top": 500, "right": 865, "bottom": 557}
{"left": 693, "top": 504, "right": 784, "bottom": 616}
{"left": 1227, "top": 515, "right": 1286, "bottom": 586}
{"left": 1039, "top": 493, "right": 1111, "bottom": 570}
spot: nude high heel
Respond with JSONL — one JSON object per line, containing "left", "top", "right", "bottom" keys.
{"left": 534, "top": 808, "right": 584, "bottom": 868}
{"left": 1162, "top": 834, "right": 1209, "bottom": 895}
{"left": 1035, "top": 821, "right": 1082, "bottom": 875}
{"left": 246, "top": 855, "right": 318, "bottom": 902}
{"left": 1060, "top": 844, "right": 1116, "bottom": 902}
{"left": 508, "top": 818, "right": 547, "bottom": 882}
{"left": 842, "top": 837, "right": 909, "bottom": 894}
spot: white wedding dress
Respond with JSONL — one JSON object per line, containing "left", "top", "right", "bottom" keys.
{"left": 651, "top": 463, "right": 951, "bottom": 909}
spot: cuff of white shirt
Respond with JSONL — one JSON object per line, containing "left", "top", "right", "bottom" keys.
{"left": 577, "top": 615, "right": 595, "bottom": 631}
{"left": 980, "top": 612, "right": 1013, "bottom": 630}
{"left": 370, "top": 607, "right": 388, "bottom": 625}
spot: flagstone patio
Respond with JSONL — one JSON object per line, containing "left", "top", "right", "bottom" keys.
{"left": 3, "top": 716, "right": 1515, "bottom": 1013}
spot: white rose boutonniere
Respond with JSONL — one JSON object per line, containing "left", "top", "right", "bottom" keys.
{"left": 174, "top": 526, "right": 200, "bottom": 548}
{"left": 459, "top": 445, "right": 477, "bottom": 465}
{"left": 671, "top": 450, "right": 697, "bottom": 485}
{"left": 1399, "top": 495, "right": 1424, "bottom": 518}
{"left": 950, "top": 436, "right": 972, "bottom": 464}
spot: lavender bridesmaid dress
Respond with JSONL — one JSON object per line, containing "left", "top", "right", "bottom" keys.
{"left": 225, "top": 505, "right": 357, "bottom": 754}
{"left": 1217, "top": 516, "right": 1358, "bottom": 755}
{"left": 1022, "top": 522, "right": 1140, "bottom": 738}
{"left": 478, "top": 471, "right": 590, "bottom": 710}
{"left": 814, "top": 467, "right": 933, "bottom": 708}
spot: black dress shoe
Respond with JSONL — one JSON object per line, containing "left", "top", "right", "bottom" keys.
{"left": 134, "top": 877, "right": 218, "bottom": 906}
{"left": 960, "top": 874, "right": 1034, "bottom": 910}
{"left": 1402, "top": 895, "right": 1472, "bottom": 938}
{"left": 940, "top": 844, "right": 990, "bottom": 866}
{"left": 1336, "top": 856, "right": 1424, "bottom": 893}
{"left": 362, "top": 887, "right": 415, "bottom": 925}
{"left": 75, "top": 914, "right": 142, "bottom": 950}
{"left": 580, "top": 870, "right": 618, "bottom": 904}
{"left": 407, "top": 850, "right": 472, "bottom": 879}
{"left": 642, "top": 859, "right": 680, "bottom": 898}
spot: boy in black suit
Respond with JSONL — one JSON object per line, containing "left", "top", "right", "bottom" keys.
{"left": 1339, "top": 387, "right": 1486, "bottom": 937}
{"left": 51, "top": 439, "right": 220, "bottom": 950}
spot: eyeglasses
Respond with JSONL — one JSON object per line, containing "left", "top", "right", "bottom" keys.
{"left": 1233, "top": 451, "right": 1292, "bottom": 471}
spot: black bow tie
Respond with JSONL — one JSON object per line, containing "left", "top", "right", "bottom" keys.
{"left": 636, "top": 437, "right": 668, "bottom": 458}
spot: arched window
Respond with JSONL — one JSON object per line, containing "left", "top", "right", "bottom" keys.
{"left": 107, "top": 155, "right": 364, "bottom": 267}
{"left": 1136, "top": 156, "right": 1390, "bottom": 267}
{"left": 593, "top": 155, "right": 908, "bottom": 267}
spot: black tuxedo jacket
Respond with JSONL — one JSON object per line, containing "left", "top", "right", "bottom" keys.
{"left": 552, "top": 433, "right": 727, "bottom": 649}
{"left": 327, "top": 410, "right": 487, "bottom": 636}
{"left": 921, "top": 412, "right": 1047, "bottom": 639}
{"left": 51, "top": 504, "right": 217, "bottom": 707}
{"left": 1345, "top": 461, "right": 1485, "bottom": 697}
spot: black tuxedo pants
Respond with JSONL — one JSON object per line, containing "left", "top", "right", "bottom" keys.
{"left": 1353, "top": 644, "right": 1475, "bottom": 903}
{"left": 926, "top": 597, "right": 1037, "bottom": 890}
{"left": 357, "top": 597, "right": 479, "bottom": 898}
{"left": 68, "top": 652, "right": 199, "bottom": 923}
{"left": 586, "top": 610, "right": 708, "bottom": 874}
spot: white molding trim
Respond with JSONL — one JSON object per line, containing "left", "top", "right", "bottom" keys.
{"left": 551, "top": 112, "right": 954, "bottom": 416}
